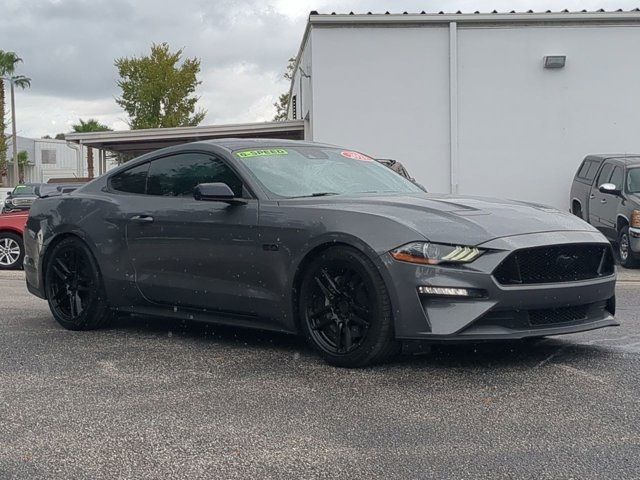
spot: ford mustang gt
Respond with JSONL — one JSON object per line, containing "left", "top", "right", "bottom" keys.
{"left": 24, "top": 139, "right": 617, "bottom": 367}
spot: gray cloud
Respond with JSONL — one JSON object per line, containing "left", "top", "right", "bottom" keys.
{"left": 1, "top": 0, "right": 638, "bottom": 137}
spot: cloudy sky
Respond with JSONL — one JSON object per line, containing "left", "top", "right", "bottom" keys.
{"left": 1, "top": 0, "right": 638, "bottom": 137}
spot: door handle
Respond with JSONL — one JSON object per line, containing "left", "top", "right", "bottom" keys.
{"left": 600, "top": 199, "right": 607, "bottom": 204}
{"left": 130, "top": 215, "right": 154, "bottom": 223}
{"left": 589, "top": 194, "right": 595, "bottom": 199}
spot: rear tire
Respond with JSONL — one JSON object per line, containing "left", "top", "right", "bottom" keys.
{"left": 44, "top": 237, "right": 113, "bottom": 330}
{"left": 572, "top": 202, "right": 583, "bottom": 220}
{"left": 618, "top": 226, "right": 640, "bottom": 268}
{"left": 298, "top": 246, "right": 399, "bottom": 368}
{"left": 0, "top": 232, "right": 24, "bottom": 270}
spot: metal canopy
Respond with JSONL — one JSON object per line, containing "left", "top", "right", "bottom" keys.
{"left": 65, "top": 120, "right": 306, "bottom": 155}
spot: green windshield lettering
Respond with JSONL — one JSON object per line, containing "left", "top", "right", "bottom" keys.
{"left": 236, "top": 149, "right": 288, "bottom": 158}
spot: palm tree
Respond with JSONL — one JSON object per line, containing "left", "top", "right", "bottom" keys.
{"left": 0, "top": 51, "right": 30, "bottom": 186}
{"left": 72, "top": 119, "right": 112, "bottom": 178}
{"left": 0, "top": 51, "right": 23, "bottom": 185}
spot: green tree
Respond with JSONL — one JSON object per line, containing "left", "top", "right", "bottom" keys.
{"left": 42, "top": 133, "right": 66, "bottom": 140}
{"left": 0, "top": 51, "right": 27, "bottom": 185}
{"left": 72, "top": 119, "right": 111, "bottom": 179}
{"left": 273, "top": 57, "right": 296, "bottom": 121}
{"left": 16, "top": 150, "right": 28, "bottom": 183}
{"left": 115, "top": 43, "right": 206, "bottom": 129}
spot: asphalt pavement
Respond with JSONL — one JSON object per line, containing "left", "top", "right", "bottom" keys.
{"left": 1, "top": 269, "right": 639, "bottom": 479}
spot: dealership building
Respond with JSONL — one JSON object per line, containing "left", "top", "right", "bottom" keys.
{"left": 68, "top": 9, "right": 640, "bottom": 210}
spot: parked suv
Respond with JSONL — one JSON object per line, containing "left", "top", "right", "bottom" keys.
{"left": 2, "top": 183, "right": 81, "bottom": 213}
{"left": 2, "top": 183, "right": 39, "bottom": 213}
{"left": 570, "top": 155, "right": 640, "bottom": 267}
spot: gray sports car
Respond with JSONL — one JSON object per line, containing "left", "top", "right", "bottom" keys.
{"left": 24, "top": 139, "right": 617, "bottom": 367}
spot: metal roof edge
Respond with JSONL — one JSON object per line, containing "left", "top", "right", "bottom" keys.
{"left": 308, "top": 11, "right": 640, "bottom": 26}
{"left": 65, "top": 120, "right": 305, "bottom": 144}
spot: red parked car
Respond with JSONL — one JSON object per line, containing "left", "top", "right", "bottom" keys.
{"left": 0, "top": 211, "right": 28, "bottom": 269}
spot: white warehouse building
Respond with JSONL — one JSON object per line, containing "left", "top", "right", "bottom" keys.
{"left": 287, "top": 10, "right": 640, "bottom": 209}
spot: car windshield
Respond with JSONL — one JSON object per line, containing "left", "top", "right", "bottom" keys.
{"left": 12, "top": 184, "right": 37, "bottom": 196}
{"left": 234, "top": 146, "right": 422, "bottom": 198}
{"left": 628, "top": 168, "right": 640, "bottom": 193}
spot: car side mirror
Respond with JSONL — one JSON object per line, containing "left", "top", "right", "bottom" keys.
{"left": 599, "top": 183, "right": 622, "bottom": 196}
{"left": 193, "top": 183, "right": 246, "bottom": 205}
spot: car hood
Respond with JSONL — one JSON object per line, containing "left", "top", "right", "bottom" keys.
{"left": 303, "top": 193, "right": 598, "bottom": 245}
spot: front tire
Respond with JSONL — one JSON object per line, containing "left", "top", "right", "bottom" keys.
{"left": 44, "top": 236, "right": 112, "bottom": 330}
{"left": 298, "top": 246, "right": 399, "bottom": 368}
{"left": 0, "top": 232, "right": 24, "bottom": 270}
{"left": 618, "top": 226, "right": 639, "bottom": 268}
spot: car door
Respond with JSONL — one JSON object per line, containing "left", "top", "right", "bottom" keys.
{"left": 589, "top": 161, "right": 614, "bottom": 230}
{"left": 598, "top": 165, "right": 625, "bottom": 239}
{"left": 124, "top": 151, "right": 261, "bottom": 315}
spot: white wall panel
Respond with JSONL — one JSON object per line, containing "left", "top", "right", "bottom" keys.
{"left": 457, "top": 25, "right": 640, "bottom": 209}
{"left": 310, "top": 26, "right": 452, "bottom": 193}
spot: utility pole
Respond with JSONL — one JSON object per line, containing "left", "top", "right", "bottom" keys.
{"left": 10, "top": 79, "right": 18, "bottom": 187}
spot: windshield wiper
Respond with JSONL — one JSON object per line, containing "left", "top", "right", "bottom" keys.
{"left": 290, "top": 192, "right": 340, "bottom": 198}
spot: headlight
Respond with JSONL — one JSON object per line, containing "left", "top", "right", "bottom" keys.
{"left": 5, "top": 199, "right": 13, "bottom": 206}
{"left": 390, "top": 242, "right": 483, "bottom": 265}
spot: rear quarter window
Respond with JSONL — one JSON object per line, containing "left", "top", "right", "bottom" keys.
{"left": 576, "top": 160, "right": 602, "bottom": 183}
{"left": 109, "top": 163, "right": 150, "bottom": 194}
{"left": 584, "top": 161, "right": 601, "bottom": 182}
{"left": 576, "top": 161, "right": 591, "bottom": 179}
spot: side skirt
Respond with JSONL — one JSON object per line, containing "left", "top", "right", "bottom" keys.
{"left": 114, "top": 304, "right": 297, "bottom": 335}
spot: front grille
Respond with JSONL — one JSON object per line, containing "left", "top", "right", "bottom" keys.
{"left": 12, "top": 198, "right": 34, "bottom": 207}
{"left": 470, "top": 300, "right": 612, "bottom": 331}
{"left": 493, "top": 244, "right": 614, "bottom": 285}
{"left": 529, "top": 305, "right": 589, "bottom": 326}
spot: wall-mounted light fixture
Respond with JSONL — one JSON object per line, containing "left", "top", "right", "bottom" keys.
{"left": 544, "top": 55, "right": 566, "bottom": 69}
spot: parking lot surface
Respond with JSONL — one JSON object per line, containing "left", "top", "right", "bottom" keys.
{"left": 1, "top": 269, "right": 640, "bottom": 479}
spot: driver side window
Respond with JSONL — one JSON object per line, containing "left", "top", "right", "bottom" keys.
{"left": 609, "top": 166, "right": 624, "bottom": 190}
{"left": 146, "top": 153, "right": 244, "bottom": 197}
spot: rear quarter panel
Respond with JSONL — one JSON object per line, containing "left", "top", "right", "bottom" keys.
{"left": 570, "top": 176, "right": 593, "bottom": 221}
{"left": 25, "top": 194, "right": 140, "bottom": 305}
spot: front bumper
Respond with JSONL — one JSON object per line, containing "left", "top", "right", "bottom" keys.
{"left": 384, "top": 230, "right": 618, "bottom": 341}
{"left": 2, "top": 206, "right": 29, "bottom": 214}
{"left": 630, "top": 227, "right": 640, "bottom": 255}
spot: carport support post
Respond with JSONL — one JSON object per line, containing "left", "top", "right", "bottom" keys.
{"left": 78, "top": 141, "right": 84, "bottom": 178}
{"left": 449, "top": 21, "right": 459, "bottom": 195}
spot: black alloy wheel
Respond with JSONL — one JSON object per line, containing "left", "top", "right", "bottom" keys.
{"left": 299, "top": 246, "right": 399, "bottom": 367}
{"left": 44, "top": 237, "right": 112, "bottom": 330}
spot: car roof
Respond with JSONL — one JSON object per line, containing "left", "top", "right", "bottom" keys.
{"left": 585, "top": 154, "right": 640, "bottom": 165}
{"left": 196, "top": 138, "right": 340, "bottom": 151}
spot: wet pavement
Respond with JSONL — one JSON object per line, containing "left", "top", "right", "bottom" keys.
{"left": 1, "top": 269, "right": 639, "bottom": 479}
